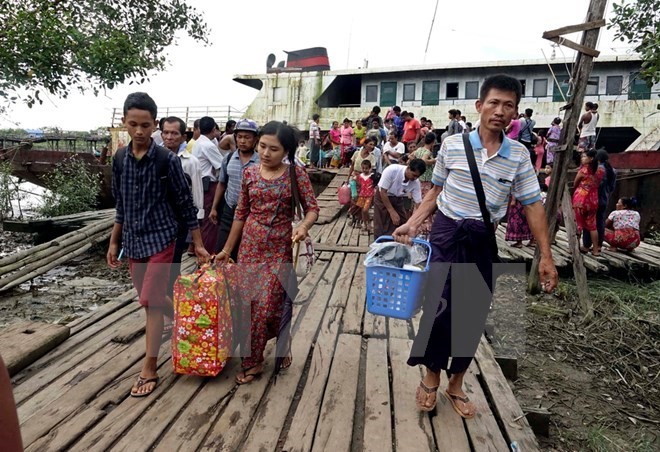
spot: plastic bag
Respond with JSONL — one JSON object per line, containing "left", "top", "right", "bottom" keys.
{"left": 364, "top": 240, "right": 429, "bottom": 270}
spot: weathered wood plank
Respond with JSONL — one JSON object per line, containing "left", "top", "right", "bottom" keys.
{"left": 475, "top": 337, "right": 540, "bottom": 451}
{"left": 388, "top": 338, "right": 435, "bottom": 452}
{"left": 280, "top": 307, "right": 343, "bottom": 452}
{"left": 462, "top": 363, "right": 510, "bottom": 452}
{"left": 314, "top": 243, "right": 370, "bottom": 253}
{"left": 201, "top": 254, "right": 343, "bottom": 452}
{"left": 328, "top": 253, "right": 359, "bottom": 308}
{"left": 25, "top": 347, "right": 172, "bottom": 452}
{"left": 19, "top": 339, "right": 146, "bottom": 447}
{"left": 239, "top": 257, "right": 344, "bottom": 452}
{"left": 13, "top": 309, "right": 143, "bottom": 405}
{"left": 388, "top": 318, "right": 410, "bottom": 339}
{"left": 0, "top": 321, "right": 70, "bottom": 376}
{"left": 363, "top": 310, "right": 386, "bottom": 338}
{"left": 343, "top": 264, "right": 367, "bottom": 335}
{"left": 433, "top": 390, "right": 471, "bottom": 452}
{"left": 363, "top": 338, "right": 393, "bottom": 452}
{"left": 152, "top": 360, "right": 238, "bottom": 452}
{"left": 311, "top": 333, "right": 362, "bottom": 452}
{"left": 111, "top": 373, "right": 206, "bottom": 452}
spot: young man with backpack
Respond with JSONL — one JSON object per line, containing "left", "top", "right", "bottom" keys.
{"left": 210, "top": 119, "right": 260, "bottom": 259}
{"left": 107, "top": 93, "right": 210, "bottom": 398}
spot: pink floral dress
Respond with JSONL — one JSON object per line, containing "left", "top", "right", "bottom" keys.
{"left": 232, "top": 165, "right": 319, "bottom": 369}
{"left": 572, "top": 165, "right": 605, "bottom": 232}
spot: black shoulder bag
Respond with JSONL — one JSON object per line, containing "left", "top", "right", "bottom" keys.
{"left": 461, "top": 134, "right": 500, "bottom": 261}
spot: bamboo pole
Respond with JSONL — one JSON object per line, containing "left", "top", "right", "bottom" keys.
{"left": 0, "top": 217, "right": 114, "bottom": 270}
{"left": 528, "top": 0, "right": 608, "bottom": 321}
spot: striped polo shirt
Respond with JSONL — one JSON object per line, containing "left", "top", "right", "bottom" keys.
{"left": 432, "top": 129, "right": 540, "bottom": 222}
{"left": 221, "top": 151, "right": 259, "bottom": 208}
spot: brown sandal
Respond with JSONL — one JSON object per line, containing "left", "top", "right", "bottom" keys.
{"left": 416, "top": 381, "right": 439, "bottom": 412}
{"left": 235, "top": 364, "right": 264, "bottom": 385}
{"left": 130, "top": 375, "right": 159, "bottom": 398}
{"left": 443, "top": 390, "right": 476, "bottom": 419}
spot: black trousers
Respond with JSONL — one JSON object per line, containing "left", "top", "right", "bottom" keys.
{"left": 215, "top": 203, "right": 238, "bottom": 260}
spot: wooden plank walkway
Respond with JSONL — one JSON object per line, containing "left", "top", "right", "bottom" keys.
{"left": 11, "top": 168, "right": 539, "bottom": 452}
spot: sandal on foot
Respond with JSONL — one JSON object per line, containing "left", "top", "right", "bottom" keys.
{"left": 415, "top": 381, "right": 439, "bottom": 412}
{"left": 130, "top": 375, "right": 159, "bottom": 398}
{"left": 236, "top": 365, "right": 264, "bottom": 385}
{"left": 443, "top": 390, "right": 476, "bottom": 419}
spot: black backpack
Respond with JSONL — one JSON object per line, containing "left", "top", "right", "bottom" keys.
{"left": 113, "top": 145, "right": 192, "bottom": 234}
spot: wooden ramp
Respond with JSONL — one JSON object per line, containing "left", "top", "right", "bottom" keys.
{"left": 12, "top": 168, "right": 538, "bottom": 452}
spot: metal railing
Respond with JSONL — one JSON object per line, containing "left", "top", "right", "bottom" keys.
{"left": 110, "top": 106, "right": 246, "bottom": 129}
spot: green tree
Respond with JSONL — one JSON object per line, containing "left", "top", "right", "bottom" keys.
{"left": 39, "top": 157, "right": 101, "bottom": 217}
{"left": 0, "top": 0, "right": 209, "bottom": 111}
{"left": 609, "top": 1, "right": 660, "bottom": 84}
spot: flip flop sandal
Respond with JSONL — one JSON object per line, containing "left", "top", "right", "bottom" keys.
{"left": 235, "top": 365, "right": 264, "bottom": 385}
{"left": 443, "top": 390, "right": 476, "bottom": 419}
{"left": 416, "top": 381, "right": 439, "bottom": 412}
{"left": 130, "top": 375, "right": 159, "bottom": 398}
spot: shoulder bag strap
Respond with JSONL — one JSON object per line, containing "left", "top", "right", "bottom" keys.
{"left": 461, "top": 134, "right": 499, "bottom": 259}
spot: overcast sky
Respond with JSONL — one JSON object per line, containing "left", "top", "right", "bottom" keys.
{"left": 0, "top": 0, "right": 630, "bottom": 131}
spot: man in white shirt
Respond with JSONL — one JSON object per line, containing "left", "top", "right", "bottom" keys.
{"left": 373, "top": 159, "right": 426, "bottom": 238}
{"left": 382, "top": 132, "right": 406, "bottom": 165}
{"left": 578, "top": 102, "right": 599, "bottom": 151}
{"left": 192, "top": 116, "right": 223, "bottom": 252}
{"left": 161, "top": 116, "right": 204, "bottom": 293}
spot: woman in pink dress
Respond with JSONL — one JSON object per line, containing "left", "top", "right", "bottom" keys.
{"left": 533, "top": 129, "right": 547, "bottom": 172}
{"left": 505, "top": 115, "right": 522, "bottom": 140}
{"left": 219, "top": 121, "right": 320, "bottom": 384}
{"left": 572, "top": 149, "right": 605, "bottom": 256}
{"left": 546, "top": 117, "right": 561, "bottom": 164}
{"left": 340, "top": 117, "right": 354, "bottom": 167}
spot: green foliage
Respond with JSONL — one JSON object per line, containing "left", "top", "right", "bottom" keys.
{"left": 0, "top": 0, "right": 209, "bottom": 111}
{"left": 39, "top": 157, "right": 101, "bottom": 217}
{"left": 0, "top": 161, "right": 19, "bottom": 219}
{"left": 609, "top": 1, "right": 660, "bottom": 84}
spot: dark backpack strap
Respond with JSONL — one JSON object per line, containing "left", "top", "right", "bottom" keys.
{"left": 113, "top": 146, "right": 127, "bottom": 175}
{"left": 461, "top": 134, "right": 499, "bottom": 259}
{"left": 221, "top": 151, "right": 235, "bottom": 185}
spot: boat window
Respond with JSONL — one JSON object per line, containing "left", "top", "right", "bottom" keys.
{"left": 606, "top": 76, "right": 623, "bottom": 95}
{"left": 586, "top": 76, "right": 599, "bottom": 96}
{"left": 518, "top": 79, "right": 527, "bottom": 97}
{"left": 465, "top": 81, "right": 479, "bottom": 99}
{"left": 273, "top": 87, "right": 286, "bottom": 103}
{"left": 422, "top": 81, "right": 440, "bottom": 106}
{"left": 366, "top": 85, "right": 378, "bottom": 103}
{"left": 403, "top": 84, "right": 416, "bottom": 101}
{"left": 628, "top": 73, "right": 651, "bottom": 100}
{"left": 446, "top": 82, "right": 459, "bottom": 99}
{"left": 532, "top": 79, "right": 548, "bottom": 98}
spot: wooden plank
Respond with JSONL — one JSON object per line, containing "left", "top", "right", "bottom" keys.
{"left": 363, "top": 310, "right": 386, "bottom": 338}
{"left": 328, "top": 253, "right": 358, "bottom": 308}
{"left": 239, "top": 257, "right": 345, "bottom": 452}
{"left": 363, "top": 338, "right": 393, "bottom": 452}
{"left": 542, "top": 19, "right": 606, "bottom": 39}
{"left": 433, "top": 388, "right": 471, "bottom": 451}
{"left": 462, "top": 363, "right": 510, "bottom": 452}
{"left": 388, "top": 318, "right": 410, "bottom": 339}
{"left": 152, "top": 360, "right": 238, "bottom": 452}
{"left": 111, "top": 373, "right": 206, "bottom": 452}
{"left": 12, "top": 308, "right": 143, "bottom": 405}
{"left": 201, "top": 254, "right": 343, "bottom": 452}
{"left": 280, "top": 307, "right": 343, "bottom": 452}
{"left": 24, "top": 347, "right": 172, "bottom": 452}
{"left": 388, "top": 338, "right": 435, "bottom": 452}
{"left": 314, "top": 243, "right": 370, "bottom": 253}
{"left": 19, "top": 339, "right": 146, "bottom": 447}
{"left": 198, "top": 346, "right": 274, "bottom": 452}
{"left": 475, "top": 338, "right": 540, "bottom": 451}
{"left": 311, "top": 334, "right": 362, "bottom": 452}
{"left": 325, "top": 214, "right": 349, "bottom": 246}
{"left": 343, "top": 264, "right": 368, "bottom": 335}
{"left": 0, "top": 321, "right": 70, "bottom": 376}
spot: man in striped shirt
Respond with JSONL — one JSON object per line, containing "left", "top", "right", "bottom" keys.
{"left": 393, "top": 75, "right": 558, "bottom": 418}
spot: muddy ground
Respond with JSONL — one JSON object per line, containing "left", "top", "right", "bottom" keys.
{"left": 0, "top": 229, "right": 132, "bottom": 326}
{"left": 491, "top": 274, "right": 659, "bottom": 451}
{"left": 1, "top": 227, "right": 658, "bottom": 451}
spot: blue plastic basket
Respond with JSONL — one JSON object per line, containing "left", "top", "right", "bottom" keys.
{"left": 365, "top": 236, "right": 432, "bottom": 320}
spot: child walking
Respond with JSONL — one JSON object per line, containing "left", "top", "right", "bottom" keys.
{"left": 107, "top": 92, "right": 210, "bottom": 397}
{"left": 355, "top": 160, "right": 376, "bottom": 233}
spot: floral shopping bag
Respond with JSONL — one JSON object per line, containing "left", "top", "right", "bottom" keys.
{"left": 172, "top": 264, "right": 233, "bottom": 377}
